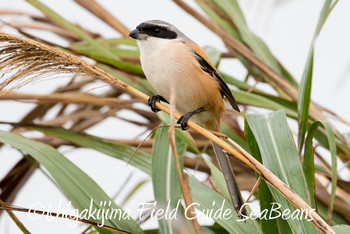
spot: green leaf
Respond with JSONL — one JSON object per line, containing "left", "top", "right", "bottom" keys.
{"left": 156, "top": 112, "right": 199, "bottom": 153}
{"left": 97, "top": 38, "right": 137, "bottom": 46}
{"left": 120, "top": 179, "right": 148, "bottom": 206}
{"left": 297, "top": 46, "right": 314, "bottom": 151}
{"left": 246, "top": 110, "right": 317, "bottom": 233}
{"left": 303, "top": 121, "right": 337, "bottom": 216}
{"left": 297, "top": 0, "right": 338, "bottom": 150}
{"left": 244, "top": 119, "right": 281, "bottom": 234}
{"left": 231, "top": 89, "right": 297, "bottom": 118}
{"left": 9, "top": 123, "right": 261, "bottom": 233}
{"left": 332, "top": 225, "right": 350, "bottom": 234}
{"left": 27, "top": 0, "right": 143, "bottom": 75}
{"left": 151, "top": 126, "right": 187, "bottom": 233}
{"left": 70, "top": 43, "right": 140, "bottom": 58}
{"left": 202, "top": 157, "right": 231, "bottom": 203}
{"left": 203, "top": 45, "right": 222, "bottom": 67}
{"left": 0, "top": 131, "right": 142, "bottom": 234}
{"left": 317, "top": 202, "right": 347, "bottom": 226}
{"left": 195, "top": 0, "right": 241, "bottom": 40}
{"left": 14, "top": 124, "right": 152, "bottom": 175}
{"left": 188, "top": 176, "right": 262, "bottom": 234}
{"left": 221, "top": 72, "right": 298, "bottom": 112}
{"left": 221, "top": 122, "right": 250, "bottom": 154}
{"left": 209, "top": 0, "right": 280, "bottom": 72}
{"left": 97, "top": 63, "right": 154, "bottom": 96}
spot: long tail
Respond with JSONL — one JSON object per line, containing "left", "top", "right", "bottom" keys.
{"left": 205, "top": 121, "right": 245, "bottom": 216}
{"left": 212, "top": 142, "right": 245, "bottom": 215}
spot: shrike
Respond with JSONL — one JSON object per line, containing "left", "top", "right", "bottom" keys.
{"left": 130, "top": 20, "right": 244, "bottom": 215}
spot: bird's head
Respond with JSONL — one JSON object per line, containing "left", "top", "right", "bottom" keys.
{"left": 129, "top": 20, "right": 182, "bottom": 41}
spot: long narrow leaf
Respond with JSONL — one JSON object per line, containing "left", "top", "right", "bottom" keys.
{"left": 4, "top": 123, "right": 152, "bottom": 174}
{"left": 303, "top": 121, "right": 337, "bottom": 219}
{"left": 208, "top": 0, "right": 280, "bottom": 72}
{"left": 188, "top": 176, "right": 262, "bottom": 234}
{"left": 5, "top": 123, "right": 262, "bottom": 233}
{"left": 246, "top": 110, "right": 317, "bottom": 233}
{"left": 298, "top": 0, "right": 337, "bottom": 150}
{"left": 244, "top": 119, "right": 282, "bottom": 234}
{"left": 151, "top": 126, "right": 186, "bottom": 233}
{"left": 332, "top": 225, "right": 350, "bottom": 233}
{"left": 0, "top": 131, "right": 143, "bottom": 234}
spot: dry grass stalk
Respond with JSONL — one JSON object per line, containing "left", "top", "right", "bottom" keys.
{"left": 0, "top": 34, "right": 91, "bottom": 91}
{"left": 168, "top": 80, "right": 202, "bottom": 233}
{"left": 74, "top": 0, "right": 130, "bottom": 37}
{"left": 0, "top": 9, "right": 42, "bottom": 19}
{"left": 0, "top": 202, "right": 132, "bottom": 233}
{"left": 0, "top": 199, "right": 30, "bottom": 233}
{"left": 0, "top": 91, "right": 139, "bottom": 107}
{"left": 5, "top": 20, "right": 80, "bottom": 40}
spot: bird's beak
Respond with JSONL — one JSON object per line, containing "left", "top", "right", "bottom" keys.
{"left": 129, "top": 29, "right": 146, "bottom": 40}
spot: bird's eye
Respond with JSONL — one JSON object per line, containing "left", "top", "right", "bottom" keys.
{"left": 154, "top": 28, "right": 161, "bottom": 34}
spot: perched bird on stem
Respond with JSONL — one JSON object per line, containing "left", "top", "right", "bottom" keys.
{"left": 129, "top": 20, "right": 245, "bottom": 215}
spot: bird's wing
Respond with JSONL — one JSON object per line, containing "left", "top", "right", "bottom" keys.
{"left": 187, "top": 42, "right": 240, "bottom": 112}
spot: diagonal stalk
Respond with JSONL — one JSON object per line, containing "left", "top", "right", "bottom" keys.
{"left": 0, "top": 32, "right": 334, "bottom": 233}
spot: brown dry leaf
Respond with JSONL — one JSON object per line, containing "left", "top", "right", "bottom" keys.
{"left": 5, "top": 20, "right": 80, "bottom": 40}
{"left": 0, "top": 91, "right": 138, "bottom": 107}
{"left": 74, "top": 0, "right": 130, "bottom": 37}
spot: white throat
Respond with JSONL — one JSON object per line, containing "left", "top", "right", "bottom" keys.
{"left": 137, "top": 37, "right": 171, "bottom": 59}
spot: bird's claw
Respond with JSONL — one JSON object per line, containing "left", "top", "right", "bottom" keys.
{"left": 148, "top": 95, "right": 164, "bottom": 113}
{"left": 177, "top": 115, "right": 190, "bottom": 130}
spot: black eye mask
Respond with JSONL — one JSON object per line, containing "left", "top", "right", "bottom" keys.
{"left": 137, "top": 23, "right": 177, "bottom": 39}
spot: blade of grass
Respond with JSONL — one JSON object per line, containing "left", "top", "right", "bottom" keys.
{"left": 303, "top": 121, "right": 337, "bottom": 222}
{"left": 195, "top": 0, "right": 241, "bottom": 40}
{"left": 246, "top": 110, "right": 318, "bottom": 233}
{"left": 156, "top": 111, "right": 198, "bottom": 152}
{"left": 232, "top": 89, "right": 297, "bottom": 118}
{"left": 331, "top": 225, "right": 350, "bottom": 233}
{"left": 298, "top": 0, "right": 338, "bottom": 151}
{"left": 120, "top": 179, "right": 148, "bottom": 207}
{"left": 70, "top": 43, "right": 140, "bottom": 58}
{"left": 0, "top": 122, "right": 152, "bottom": 174}
{"left": 221, "top": 122, "right": 250, "bottom": 154}
{"left": 203, "top": 45, "right": 222, "bottom": 67}
{"left": 151, "top": 126, "right": 187, "bottom": 233}
{"left": 188, "top": 175, "right": 263, "bottom": 234}
{"left": 96, "top": 38, "right": 137, "bottom": 46}
{"left": 0, "top": 131, "right": 143, "bottom": 234}
{"left": 201, "top": 157, "right": 262, "bottom": 232}
{"left": 317, "top": 202, "right": 347, "bottom": 226}
{"left": 208, "top": 0, "right": 280, "bottom": 72}
{"left": 244, "top": 120, "right": 282, "bottom": 234}
{"left": 203, "top": 157, "right": 231, "bottom": 202}
{"left": 1, "top": 122, "right": 263, "bottom": 233}
{"left": 96, "top": 63, "right": 154, "bottom": 96}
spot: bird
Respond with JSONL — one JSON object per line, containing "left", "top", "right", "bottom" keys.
{"left": 129, "top": 20, "right": 245, "bottom": 215}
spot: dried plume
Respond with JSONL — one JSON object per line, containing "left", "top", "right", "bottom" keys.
{"left": 0, "top": 32, "right": 96, "bottom": 91}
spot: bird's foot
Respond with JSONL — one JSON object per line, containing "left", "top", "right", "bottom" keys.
{"left": 147, "top": 95, "right": 168, "bottom": 113}
{"left": 177, "top": 114, "right": 191, "bottom": 130}
{"left": 177, "top": 107, "right": 205, "bottom": 130}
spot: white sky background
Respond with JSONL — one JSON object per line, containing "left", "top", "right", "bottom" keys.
{"left": 0, "top": 0, "right": 350, "bottom": 233}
